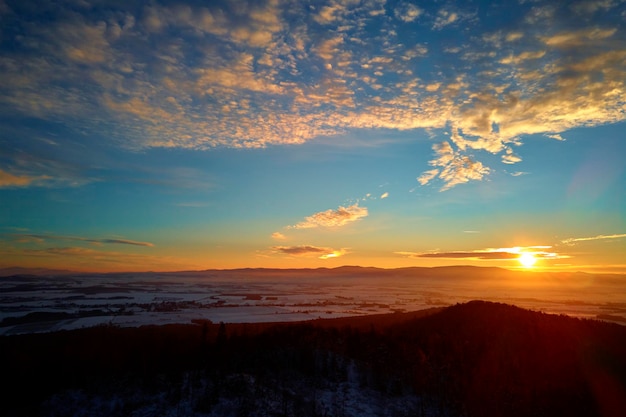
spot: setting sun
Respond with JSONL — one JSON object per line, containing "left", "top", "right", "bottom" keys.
{"left": 518, "top": 252, "right": 537, "bottom": 268}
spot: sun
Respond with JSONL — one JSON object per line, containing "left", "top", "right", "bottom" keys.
{"left": 518, "top": 252, "right": 537, "bottom": 268}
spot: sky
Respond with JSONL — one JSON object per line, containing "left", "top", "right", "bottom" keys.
{"left": 0, "top": 0, "right": 625, "bottom": 273}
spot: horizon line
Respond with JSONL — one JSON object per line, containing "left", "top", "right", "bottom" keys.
{"left": 1, "top": 264, "right": 621, "bottom": 277}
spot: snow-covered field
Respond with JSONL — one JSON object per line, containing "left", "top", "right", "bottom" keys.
{"left": 2, "top": 267, "right": 625, "bottom": 335}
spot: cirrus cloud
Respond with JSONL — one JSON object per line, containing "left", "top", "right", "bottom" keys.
{"left": 561, "top": 233, "right": 626, "bottom": 245}
{"left": 0, "top": 169, "right": 51, "bottom": 188}
{"left": 6, "top": 233, "right": 154, "bottom": 247}
{"left": 396, "top": 246, "right": 563, "bottom": 261}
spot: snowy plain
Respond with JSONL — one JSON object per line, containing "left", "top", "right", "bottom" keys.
{"left": 2, "top": 267, "right": 625, "bottom": 335}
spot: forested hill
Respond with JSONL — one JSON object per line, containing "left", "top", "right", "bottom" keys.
{"left": 2, "top": 301, "right": 626, "bottom": 417}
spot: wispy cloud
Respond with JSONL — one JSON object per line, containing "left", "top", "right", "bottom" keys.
{"left": 561, "top": 233, "right": 626, "bottom": 245}
{"left": 288, "top": 204, "right": 368, "bottom": 229}
{"left": 541, "top": 27, "right": 617, "bottom": 47}
{"left": 0, "top": 169, "right": 51, "bottom": 188}
{"left": 0, "top": 150, "right": 97, "bottom": 189}
{"left": 397, "top": 246, "right": 563, "bottom": 260}
{"left": 30, "top": 247, "right": 102, "bottom": 256}
{"left": 397, "top": 250, "right": 519, "bottom": 260}
{"left": 132, "top": 167, "right": 215, "bottom": 190}
{"left": 7, "top": 233, "right": 154, "bottom": 247}
{"left": 175, "top": 202, "right": 212, "bottom": 208}
{"left": 2, "top": 246, "right": 184, "bottom": 271}
{"left": 96, "top": 239, "right": 154, "bottom": 247}
{"left": 272, "top": 245, "right": 347, "bottom": 259}
{"left": 570, "top": 0, "right": 621, "bottom": 15}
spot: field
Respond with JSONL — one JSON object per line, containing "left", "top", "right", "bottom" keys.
{"left": 2, "top": 266, "right": 626, "bottom": 335}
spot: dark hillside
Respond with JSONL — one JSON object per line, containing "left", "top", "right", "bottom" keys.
{"left": 387, "top": 301, "right": 626, "bottom": 417}
{"left": 1, "top": 301, "right": 625, "bottom": 417}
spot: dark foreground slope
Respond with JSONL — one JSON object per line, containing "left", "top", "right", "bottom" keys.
{"left": 1, "top": 301, "right": 625, "bottom": 417}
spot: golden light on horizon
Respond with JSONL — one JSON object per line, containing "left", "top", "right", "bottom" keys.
{"left": 518, "top": 252, "right": 537, "bottom": 268}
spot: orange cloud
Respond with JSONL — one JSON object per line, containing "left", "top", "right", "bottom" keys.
{"left": 0, "top": 170, "right": 50, "bottom": 188}
{"left": 272, "top": 245, "right": 347, "bottom": 259}
{"left": 289, "top": 204, "right": 368, "bottom": 229}
{"left": 397, "top": 246, "right": 563, "bottom": 260}
{"left": 271, "top": 232, "right": 287, "bottom": 240}
{"left": 2, "top": 0, "right": 625, "bottom": 191}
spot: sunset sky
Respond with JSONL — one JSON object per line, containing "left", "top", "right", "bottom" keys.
{"left": 1, "top": 0, "right": 625, "bottom": 273}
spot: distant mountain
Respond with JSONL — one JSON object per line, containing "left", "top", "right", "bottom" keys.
{"left": 2, "top": 264, "right": 613, "bottom": 279}
{"left": 0, "top": 267, "right": 77, "bottom": 277}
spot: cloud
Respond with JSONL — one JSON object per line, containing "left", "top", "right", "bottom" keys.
{"left": 397, "top": 246, "right": 562, "bottom": 260}
{"left": 380, "top": 192, "right": 389, "bottom": 199}
{"left": 541, "top": 28, "right": 617, "bottom": 48}
{"left": 97, "top": 239, "right": 154, "bottom": 247}
{"left": 433, "top": 9, "right": 459, "bottom": 29}
{"left": 505, "top": 31, "right": 524, "bottom": 42}
{"left": 570, "top": 0, "right": 621, "bottom": 14}
{"left": 4, "top": 245, "right": 185, "bottom": 271}
{"left": 142, "top": 1, "right": 282, "bottom": 48}
{"left": 0, "top": 150, "right": 96, "bottom": 188}
{"left": 35, "top": 247, "right": 101, "bottom": 256}
{"left": 524, "top": 5, "right": 557, "bottom": 24}
{"left": 272, "top": 245, "right": 347, "bottom": 259}
{"left": 417, "top": 169, "right": 439, "bottom": 186}
{"left": 432, "top": 8, "right": 475, "bottom": 30}
{"left": 318, "top": 249, "right": 347, "bottom": 259}
{"left": 132, "top": 167, "right": 215, "bottom": 190}
{"left": 0, "top": 169, "right": 51, "bottom": 188}
{"left": 418, "top": 141, "right": 491, "bottom": 191}
{"left": 271, "top": 232, "right": 287, "bottom": 240}
{"left": 499, "top": 50, "right": 546, "bottom": 65}
{"left": 1, "top": 0, "right": 625, "bottom": 191}
{"left": 546, "top": 133, "right": 566, "bottom": 141}
{"left": 314, "top": 3, "right": 344, "bottom": 25}
{"left": 289, "top": 204, "right": 368, "bottom": 229}
{"left": 7, "top": 233, "right": 154, "bottom": 247}
{"left": 175, "top": 202, "right": 211, "bottom": 208}
{"left": 561, "top": 233, "right": 626, "bottom": 245}
{"left": 501, "top": 148, "right": 522, "bottom": 164}
{"left": 394, "top": 3, "right": 423, "bottom": 22}
{"left": 399, "top": 250, "right": 519, "bottom": 260}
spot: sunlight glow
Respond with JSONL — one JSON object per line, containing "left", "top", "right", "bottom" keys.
{"left": 518, "top": 252, "right": 537, "bottom": 268}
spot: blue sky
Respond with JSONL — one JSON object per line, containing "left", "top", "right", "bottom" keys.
{"left": 0, "top": 0, "right": 625, "bottom": 272}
